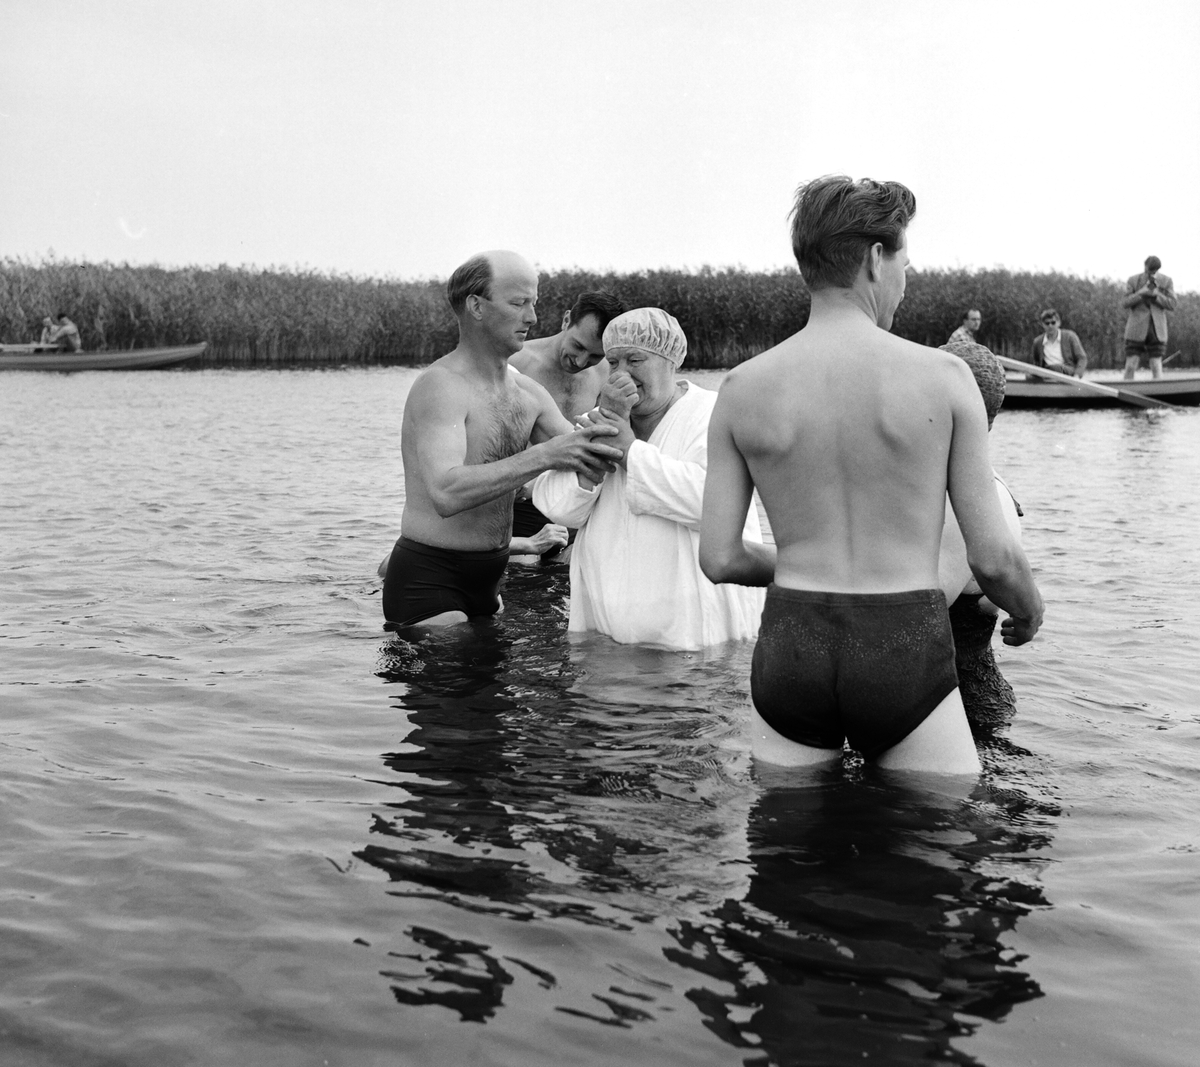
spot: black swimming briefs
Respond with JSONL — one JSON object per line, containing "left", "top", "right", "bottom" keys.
{"left": 382, "top": 536, "right": 509, "bottom": 626}
{"left": 750, "top": 586, "right": 959, "bottom": 761}
{"left": 511, "top": 497, "right": 575, "bottom": 557}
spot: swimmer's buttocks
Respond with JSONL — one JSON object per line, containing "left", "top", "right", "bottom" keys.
{"left": 750, "top": 586, "right": 958, "bottom": 760}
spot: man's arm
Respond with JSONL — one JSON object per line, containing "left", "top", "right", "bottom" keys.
{"left": 407, "top": 372, "right": 621, "bottom": 518}
{"left": 1122, "top": 276, "right": 1152, "bottom": 309}
{"left": 698, "top": 382, "right": 776, "bottom": 586}
{"left": 1066, "top": 331, "right": 1087, "bottom": 377}
{"left": 1154, "top": 275, "right": 1177, "bottom": 312}
{"left": 944, "top": 364, "right": 1044, "bottom": 643}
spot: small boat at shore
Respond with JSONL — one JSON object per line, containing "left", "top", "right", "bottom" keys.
{"left": 0, "top": 342, "right": 207, "bottom": 371}
{"left": 1003, "top": 372, "right": 1200, "bottom": 409}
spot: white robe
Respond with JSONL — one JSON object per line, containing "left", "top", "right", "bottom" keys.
{"left": 532, "top": 381, "right": 766, "bottom": 650}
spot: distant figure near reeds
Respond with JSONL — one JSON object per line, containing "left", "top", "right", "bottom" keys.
{"left": 947, "top": 308, "right": 981, "bottom": 345}
{"left": 380, "top": 250, "right": 623, "bottom": 629}
{"left": 1123, "top": 256, "right": 1176, "bottom": 380}
{"left": 700, "top": 174, "right": 1044, "bottom": 776}
{"left": 49, "top": 313, "right": 82, "bottom": 352}
{"left": 39, "top": 316, "right": 54, "bottom": 344}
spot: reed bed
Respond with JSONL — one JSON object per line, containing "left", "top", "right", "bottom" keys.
{"left": 2, "top": 258, "right": 1196, "bottom": 369}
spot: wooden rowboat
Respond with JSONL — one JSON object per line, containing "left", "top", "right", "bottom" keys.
{"left": 1003, "top": 372, "right": 1200, "bottom": 409}
{"left": 0, "top": 342, "right": 207, "bottom": 371}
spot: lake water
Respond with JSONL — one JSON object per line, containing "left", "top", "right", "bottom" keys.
{"left": 1, "top": 366, "right": 1198, "bottom": 1067}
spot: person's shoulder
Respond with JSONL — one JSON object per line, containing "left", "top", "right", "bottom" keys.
{"left": 510, "top": 363, "right": 556, "bottom": 406}
{"left": 889, "top": 333, "right": 959, "bottom": 367}
{"left": 508, "top": 349, "right": 535, "bottom": 373}
{"left": 901, "top": 338, "right": 976, "bottom": 394}
{"left": 679, "top": 377, "right": 717, "bottom": 412}
{"left": 721, "top": 334, "right": 799, "bottom": 389}
{"left": 1157, "top": 272, "right": 1174, "bottom": 287}
{"left": 407, "top": 353, "right": 466, "bottom": 404}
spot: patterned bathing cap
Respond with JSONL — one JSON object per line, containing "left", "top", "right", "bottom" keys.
{"left": 602, "top": 307, "right": 688, "bottom": 368}
{"left": 940, "top": 339, "right": 1006, "bottom": 429}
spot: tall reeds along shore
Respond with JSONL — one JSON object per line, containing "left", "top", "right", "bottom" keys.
{"left": 3, "top": 258, "right": 1196, "bottom": 369}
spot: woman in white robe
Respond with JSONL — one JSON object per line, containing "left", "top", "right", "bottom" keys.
{"left": 533, "top": 308, "right": 765, "bottom": 651}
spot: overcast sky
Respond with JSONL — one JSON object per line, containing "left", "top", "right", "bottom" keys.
{"left": 3, "top": 0, "right": 1198, "bottom": 289}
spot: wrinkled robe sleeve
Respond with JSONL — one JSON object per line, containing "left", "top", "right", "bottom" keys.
{"left": 623, "top": 439, "right": 707, "bottom": 530}
{"left": 531, "top": 469, "right": 603, "bottom": 529}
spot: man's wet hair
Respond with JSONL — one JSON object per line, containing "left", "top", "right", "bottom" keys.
{"left": 1145, "top": 255, "right": 1162, "bottom": 272}
{"left": 1040, "top": 308, "right": 1059, "bottom": 322}
{"left": 568, "top": 290, "right": 627, "bottom": 334}
{"left": 447, "top": 254, "right": 494, "bottom": 314}
{"left": 789, "top": 175, "right": 916, "bottom": 290}
{"left": 963, "top": 308, "right": 980, "bottom": 322}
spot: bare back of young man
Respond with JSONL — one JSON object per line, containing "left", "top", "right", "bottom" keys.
{"left": 700, "top": 177, "right": 1043, "bottom": 776}
{"left": 383, "top": 251, "right": 622, "bottom": 628}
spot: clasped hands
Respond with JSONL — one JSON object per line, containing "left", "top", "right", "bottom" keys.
{"left": 572, "top": 372, "right": 638, "bottom": 483}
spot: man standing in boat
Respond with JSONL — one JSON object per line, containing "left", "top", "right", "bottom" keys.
{"left": 1029, "top": 308, "right": 1087, "bottom": 378}
{"left": 699, "top": 175, "right": 1044, "bottom": 776}
{"left": 508, "top": 289, "right": 627, "bottom": 559}
{"left": 947, "top": 308, "right": 981, "bottom": 346}
{"left": 1122, "top": 256, "right": 1176, "bottom": 380}
{"left": 382, "top": 250, "right": 624, "bottom": 628}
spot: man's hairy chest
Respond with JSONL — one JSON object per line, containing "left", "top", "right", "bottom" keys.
{"left": 464, "top": 384, "right": 537, "bottom": 464}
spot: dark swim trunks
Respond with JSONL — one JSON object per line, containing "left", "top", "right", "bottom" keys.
{"left": 750, "top": 586, "right": 959, "bottom": 761}
{"left": 382, "top": 536, "right": 509, "bottom": 626}
{"left": 511, "top": 497, "right": 575, "bottom": 557}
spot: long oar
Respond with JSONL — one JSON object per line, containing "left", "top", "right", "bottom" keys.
{"left": 995, "top": 355, "right": 1178, "bottom": 410}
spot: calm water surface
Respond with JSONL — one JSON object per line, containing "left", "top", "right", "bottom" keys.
{"left": 1, "top": 367, "right": 1198, "bottom": 1066}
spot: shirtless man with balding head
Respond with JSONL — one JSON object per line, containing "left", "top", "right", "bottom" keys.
{"left": 700, "top": 177, "right": 1043, "bottom": 776}
{"left": 382, "top": 250, "right": 623, "bottom": 628}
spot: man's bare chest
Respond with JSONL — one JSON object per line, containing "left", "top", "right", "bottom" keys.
{"left": 546, "top": 371, "right": 603, "bottom": 421}
{"left": 464, "top": 385, "right": 537, "bottom": 464}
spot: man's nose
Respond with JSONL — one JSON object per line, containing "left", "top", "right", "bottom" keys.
{"left": 523, "top": 305, "right": 537, "bottom": 325}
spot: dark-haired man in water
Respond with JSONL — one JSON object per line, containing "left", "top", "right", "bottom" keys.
{"left": 700, "top": 176, "right": 1043, "bottom": 775}
{"left": 508, "top": 290, "right": 627, "bottom": 556}
{"left": 382, "top": 250, "right": 623, "bottom": 628}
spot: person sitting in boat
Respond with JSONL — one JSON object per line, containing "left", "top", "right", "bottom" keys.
{"left": 39, "top": 317, "right": 55, "bottom": 344}
{"left": 49, "top": 314, "right": 83, "bottom": 353}
{"left": 531, "top": 307, "right": 766, "bottom": 650}
{"left": 1029, "top": 308, "right": 1086, "bottom": 378}
{"left": 938, "top": 338, "right": 1023, "bottom": 733}
{"left": 948, "top": 308, "right": 981, "bottom": 346}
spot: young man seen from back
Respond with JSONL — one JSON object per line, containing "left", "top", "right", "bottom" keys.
{"left": 699, "top": 176, "right": 1043, "bottom": 776}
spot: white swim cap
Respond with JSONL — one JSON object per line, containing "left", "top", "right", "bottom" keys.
{"left": 602, "top": 307, "right": 687, "bottom": 368}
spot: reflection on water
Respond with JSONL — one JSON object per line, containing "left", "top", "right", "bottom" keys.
{"left": 365, "top": 563, "right": 1057, "bottom": 1058}
{"left": 5, "top": 371, "right": 1195, "bottom": 1065}
{"left": 674, "top": 778, "right": 1054, "bottom": 1065}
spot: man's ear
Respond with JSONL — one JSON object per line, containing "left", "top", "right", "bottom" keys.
{"left": 865, "top": 243, "right": 884, "bottom": 283}
{"left": 466, "top": 294, "right": 486, "bottom": 320}
{"left": 561, "top": 310, "right": 572, "bottom": 331}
